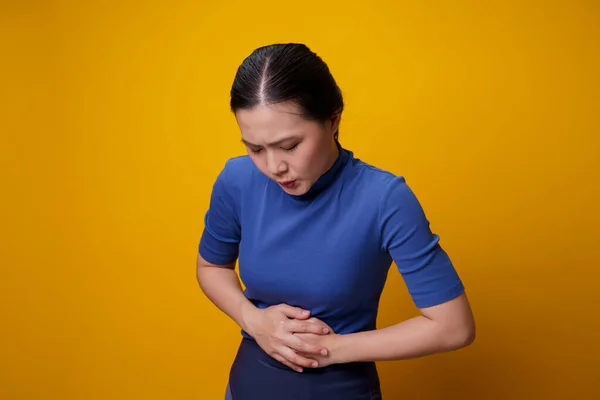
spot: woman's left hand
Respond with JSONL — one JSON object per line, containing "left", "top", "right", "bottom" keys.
{"left": 294, "top": 318, "right": 340, "bottom": 368}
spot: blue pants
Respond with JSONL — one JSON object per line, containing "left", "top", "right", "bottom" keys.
{"left": 226, "top": 338, "right": 382, "bottom": 400}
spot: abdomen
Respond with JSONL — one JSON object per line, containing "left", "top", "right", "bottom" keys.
{"left": 228, "top": 338, "right": 382, "bottom": 400}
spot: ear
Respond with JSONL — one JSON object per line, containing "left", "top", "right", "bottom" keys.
{"left": 328, "top": 113, "right": 342, "bottom": 136}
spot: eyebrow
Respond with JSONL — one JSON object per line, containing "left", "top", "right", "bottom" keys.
{"left": 241, "top": 135, "right": 300, "bottom": 148}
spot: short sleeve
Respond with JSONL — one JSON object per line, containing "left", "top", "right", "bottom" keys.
{"left": 379, "top": 176, "right": 464, "bottom": 308}
{"left": 198, "top": 161, "right": 241, "bottom": 265}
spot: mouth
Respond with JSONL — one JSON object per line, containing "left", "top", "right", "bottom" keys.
{"left": 278, "top": 180, "right": 297, "bottom": 189}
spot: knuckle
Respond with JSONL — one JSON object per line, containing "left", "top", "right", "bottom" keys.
{"left": 300, "top": 358, "right": 313, "bottom": 367}
{"left": 300, "top": 342, "right": 312, "bottom": 350}
{"left": 285, "top": 362, "right": 298, "bottom": 369}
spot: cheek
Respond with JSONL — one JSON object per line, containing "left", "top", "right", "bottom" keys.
{"left": 295, "top": 149, "right": 322, "bottom": 177}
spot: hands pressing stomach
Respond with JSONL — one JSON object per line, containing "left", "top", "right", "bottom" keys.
{"left": 243, "top": 304, "right": 337, "bottom": 372}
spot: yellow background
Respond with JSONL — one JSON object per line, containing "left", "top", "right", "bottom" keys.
{"left": 2, "top": 1, "right": 599, "bottom": 398}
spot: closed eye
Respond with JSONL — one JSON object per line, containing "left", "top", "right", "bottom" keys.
{"left": 284, "top": 143, "right": 299, "bottom": 152}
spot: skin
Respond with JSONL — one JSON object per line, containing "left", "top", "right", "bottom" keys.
{"left": 196, "top": 101, "right": 475, "bottom": 373}
{"left": 235, "top": 102, "right": 341, "bottom": 196}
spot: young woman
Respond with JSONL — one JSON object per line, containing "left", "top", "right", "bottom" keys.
{"left": 196, "top": 43, "right": 475, "bottom": 400}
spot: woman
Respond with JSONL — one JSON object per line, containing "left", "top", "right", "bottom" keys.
{"left": 196, "top": 43, "right": 475, "bottom": 400}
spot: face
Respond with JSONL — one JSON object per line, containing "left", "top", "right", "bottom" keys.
{"left": 235, "top": 102, "right": 340, "bottom": 195}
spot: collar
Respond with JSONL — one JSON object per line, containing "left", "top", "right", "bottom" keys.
{"left": 290, "top": 140, "right": 351, "bottom": 201}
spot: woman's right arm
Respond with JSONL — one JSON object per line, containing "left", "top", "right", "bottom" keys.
{"left": 196, "top": 253, "right": 331, "bottom": 372}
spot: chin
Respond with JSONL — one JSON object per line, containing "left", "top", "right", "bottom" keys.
{"left": 284, "top": 187, "right": 307, "bottom": 195}
{"left": 282, "top": 182, "right": 309, "bottom": 195}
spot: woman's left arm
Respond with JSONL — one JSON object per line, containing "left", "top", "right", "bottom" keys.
{"left": 329, "top": 292, "right": 475, "bottom": 364}
{"left": 296, "top": 292, "right": 474, "bottom": 366}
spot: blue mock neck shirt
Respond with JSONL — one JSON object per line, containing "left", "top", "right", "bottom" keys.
{"left": 199, "top": 142, "right": 464, "bottom": 337}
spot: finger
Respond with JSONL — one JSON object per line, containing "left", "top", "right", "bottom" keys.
{"left": 288, "top": 336, "right": 328, "bottom": 356}
{"left": 306, "top": 317, "right": 335, "bottom": 334}
{"left": 276, "top": 304, "right": 310, "bottom": 320}
{"left": 272, "top": 353, "right": 304, "bottom": 373}
{"left": 288, "top": 319, "right": 330, "bottom": 334}
{"left": 279, "top": 346, "right": 319, "bottom": 369}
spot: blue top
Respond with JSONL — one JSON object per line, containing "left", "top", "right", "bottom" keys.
{"left": 199, "top": 143, "right": 464, "bottom": 337}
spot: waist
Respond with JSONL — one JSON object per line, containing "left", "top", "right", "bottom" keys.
{"left": 229, "top": 338, "right": 381, "bottom": 400}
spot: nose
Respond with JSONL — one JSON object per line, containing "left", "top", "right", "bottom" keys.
{"left": 266, "top": 150, "right": 287, "bottom": 176}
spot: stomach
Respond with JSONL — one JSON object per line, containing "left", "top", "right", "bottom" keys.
{"left": 228, "top": 338, "right": 382, "bottom": 400}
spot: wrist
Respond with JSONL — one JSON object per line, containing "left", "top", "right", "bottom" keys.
{"left": 239, "top": 302, "right": 260, "bottom": 335}
{"left": 329, "top": 333, "right": 357, "bottom": 364}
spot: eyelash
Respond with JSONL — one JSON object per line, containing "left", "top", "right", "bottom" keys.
{"left": 285, "top": 143, "right": 299, "bottom": 152}
{"left": 250, "top": 144, "right": 298, "bottom": 154}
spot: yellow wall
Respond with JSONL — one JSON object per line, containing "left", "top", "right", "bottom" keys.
{"left": 2, "top": 1, "right": 599, "bottom": 398}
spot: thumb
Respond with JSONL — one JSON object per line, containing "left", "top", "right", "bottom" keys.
{"left": 277, "top": 304, "right": 310, "bottom": 319}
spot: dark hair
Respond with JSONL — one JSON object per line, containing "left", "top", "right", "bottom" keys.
{"left": 230, "top": 43, "right": 344, "bottom": 140}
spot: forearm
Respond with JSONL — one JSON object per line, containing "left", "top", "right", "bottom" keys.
{"left": 334, "top": 314, "right": 474, "bottom": 364}
{"left": 196, "top": 264, "right": 257, "bottom": 332}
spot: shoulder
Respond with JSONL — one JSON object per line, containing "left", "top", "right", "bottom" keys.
{"left": 212, "top": 154, "right": 264, "bottom": 198}
{"left": 220, "top": 154, "right": 256, "bottom": 177}
{"left": 346, "top": 155, "right": 411, "bottom": 205}
{"left": 344, "top": 153, "right": 429, "bottom": 228}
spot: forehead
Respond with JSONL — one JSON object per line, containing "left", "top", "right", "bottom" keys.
{"left": 235, "top": 103, "right": 318, "bottom": 143}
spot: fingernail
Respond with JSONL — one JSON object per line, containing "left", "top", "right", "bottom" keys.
{"left": 312, "top": 362, "right": 318, "bottom": 368}
{"left": 323, "top": 328, "right": 329, "bottom": 333}
{"left": 321, "top": 349, "right": 328, "bottom": 356}
{"left": 297, "top": 368, "right": 303, "bottom": 373}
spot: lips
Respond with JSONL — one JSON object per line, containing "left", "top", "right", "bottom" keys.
{"left": 278, "top": 180, "right": 296, "bottom": 188}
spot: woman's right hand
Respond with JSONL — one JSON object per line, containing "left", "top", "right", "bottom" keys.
{"left": 243, "top": 304, "right": 332, "bottom": 372}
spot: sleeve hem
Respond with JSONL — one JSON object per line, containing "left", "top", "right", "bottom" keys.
{"left": 412, "top": 282, "right": 465, "bottom": 309}
{"left": 198, "top": 245, "right": 238, "bottom": 266}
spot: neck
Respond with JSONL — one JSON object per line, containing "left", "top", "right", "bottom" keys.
{"left": 322, "top": 139, "right": 340, "bottom": 174}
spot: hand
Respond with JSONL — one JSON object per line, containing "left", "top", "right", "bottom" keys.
{"left": 295, "top": 321, "right": 340, "bottom": 368}
{"left": 243, "top": 304, "right": 332, "bottom": 372}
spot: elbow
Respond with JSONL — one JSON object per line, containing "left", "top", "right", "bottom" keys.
{"left": 424, "top": 292, "right": 476, "bottom": 351}
{"left": 444, "top": 320, "right": 476, "bottom": 350}
{"left": 456, "top": 323, "right": 476, "bottom": 348}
